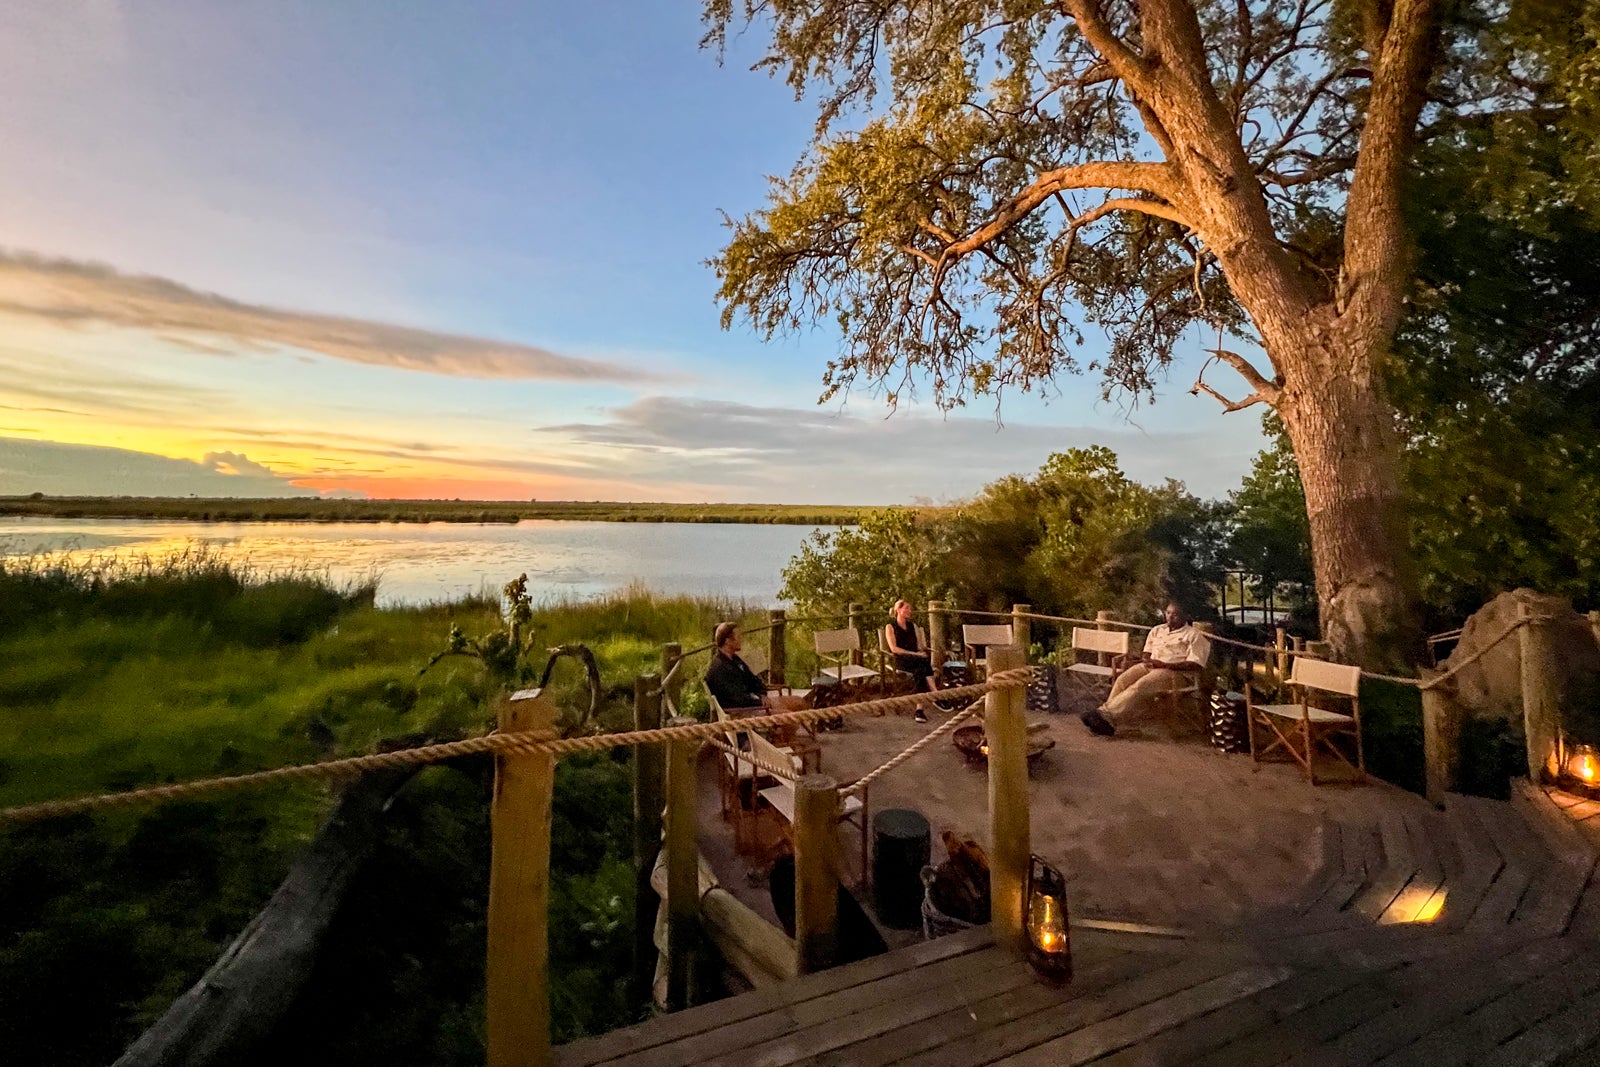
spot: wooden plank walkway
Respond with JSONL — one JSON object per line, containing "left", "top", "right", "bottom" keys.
{"left": 557, "top": 921, "right": 1600, "bottom": 1065}
{"left": 561, "top": 705, "right": 1600, "bottom": 1067}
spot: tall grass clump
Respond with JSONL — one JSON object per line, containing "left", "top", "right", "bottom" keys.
{"left": 0, "top": 547, "right": 375, "bottom": 646}
{"left": 0, "top": 559, "right": 767, "bottom": 1064}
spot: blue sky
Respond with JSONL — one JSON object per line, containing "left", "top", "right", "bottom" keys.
{"left": 0, "top": 0, "right": 1265, "bottom": 503}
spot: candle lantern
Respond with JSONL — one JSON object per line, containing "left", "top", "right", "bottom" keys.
{"left": 1025, "top": 854, "right": 1072, "bottom": 984}
{"left": 1563, "top": 743, "right": 1600, "bottom": 798}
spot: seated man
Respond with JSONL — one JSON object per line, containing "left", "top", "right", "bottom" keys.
{"left": 705, "top": 622, "right": 809, "bottom": 735}
{"left": 1080, "top": 602, "right": 1207, "bottom": 737}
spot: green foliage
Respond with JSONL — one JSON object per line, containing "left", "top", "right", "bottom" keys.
{"left": 1356, "top": 679, "right": 1425, "bottom": 795}
{"left": 779, "top": 509, "right": 952, "bottom": 620}
{"left": 1226, "top": 415, "right": 1313, "bottom": 607}
{"left": 0, "top": 560, "right": 741, "bottom": 1064}
{"left": 780, "top": 447, "right": 1223, "bottom": 634}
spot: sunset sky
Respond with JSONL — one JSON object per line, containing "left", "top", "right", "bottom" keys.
{"left": 0, "top": 1, "right": 1265, "bottom": 504}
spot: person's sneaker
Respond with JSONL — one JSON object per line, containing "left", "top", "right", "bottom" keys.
{"left": 914, "top": 707, "right": 929, "bottom": 724}
{"left": 1080, "top": 709, "right": 1116, "bottom": 737}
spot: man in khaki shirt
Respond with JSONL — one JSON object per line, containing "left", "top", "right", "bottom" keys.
{"left": 1080, "top": 602, "right": 1209, "bottom": 736}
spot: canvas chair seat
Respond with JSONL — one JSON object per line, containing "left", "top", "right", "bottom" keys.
{"left": 1254, "top": 703, "right": 1356, "bottom": 724}
{"left": 814, "top": 627, "right": 879, "bottom": 687}
{"left": 1063, "top": 626, "right": 1130, "bottom": 698}
{"left": 1248, "top": 657, "right": 1366, "bottom": 786}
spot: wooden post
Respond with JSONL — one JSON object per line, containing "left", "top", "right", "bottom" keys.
{"left": 664, "top": 716, "right": 700, "bottom": 1009}
{"left": 1095, "top": 610, "right": 1116, "bottom": 667}
{"left": 632, "top": 675, "right": 664, "bottom": 1003}
{"left": 985, "top": 646, "right": 1030, "bottom": 953}
{"left": 793, "top": 773, "right": 841, "bottom": 974}
{"left": 768, "top": 609, "right": 787, "bottom": 689}
{"left": 1012, "top": 604, "right": 1032, "bottom": 664}
{"left": 928, "top": 600, "right": 948, "bottom": 677}
{"left": 660, "top": 642, "right": 683, "bottom": 717}
{"left": 487, "top": 688, "right": 559, "bottom": 1067}
{"left": 1518, "top": 602, "right": 1562, "bottom": 783}
{"left": 1274, "top": 628, "right": 1289, "bottom": 685}
{"left": 848, "top": 602, "right": 864, "bottom": 666}
{"left": 1589, "top": 610, "right": 1600, "bottom": 650}
{"left": 1420, "top": 668, "right": 1461, "bottom": 806}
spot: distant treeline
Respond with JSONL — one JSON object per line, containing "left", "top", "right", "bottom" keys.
{"left": 0, "top": 495, "right": 899, "bottom": 525}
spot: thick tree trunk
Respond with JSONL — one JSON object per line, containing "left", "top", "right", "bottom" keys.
{"left": 1274, "top": 330, "right": 1421, "bottom": 673}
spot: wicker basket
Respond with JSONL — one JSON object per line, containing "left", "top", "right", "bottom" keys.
{"left": 920, "top": 866, "right": 976, "bottom": 940}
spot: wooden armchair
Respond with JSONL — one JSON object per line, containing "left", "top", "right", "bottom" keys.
{"left": 1063, "top": 626, "right": 1130, "bottom": 697}
{"left": 813, "top": 627, "right": 880, "bottom": 687}
{"left": 961, "top": 623, "right": 1015, "bottom": 679}
{"left": 1247, "top": 657, "right": 1365, "bottom": 785}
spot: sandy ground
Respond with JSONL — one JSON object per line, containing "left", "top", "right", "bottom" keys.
{"left": 695, "top": 688, "right": 1432, "bottom": 939}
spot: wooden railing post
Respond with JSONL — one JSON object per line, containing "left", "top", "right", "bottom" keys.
{"left": 1012, "top": 604, "right": 1032, "bottom": 664}
{"left": 487, "top": 688, "right": 559, "bottom": 1067}
{"left": 985, "top": 646, "right": 1029, "bottom": 953}
{"left": 848, "top": 602, "right": 865, "bottom": 666}
{"left": 928, "top": 600, "right": 948, "bottom": 677}
{"left": 768, "top": 609, "right": 787, "bottom": 688}
{"left": 632, "top": 675, "right": 664, "bottom": 1003}
{"left": 793, "top": 774, "right": 841, "bottom": 974}
{"left": 664, "top": 716, "right": 700, "bottom": 1009}
{"left": 1420, "top": 669, "right": 1460, "bottom": 806}
{"left": 1518, "top": 602, "right": 1561, "bottom": 782}
{"left": 1274, "top": 628, "right": 1289, "bottom": 685}
{"left": 661, "top": 642, "right": 683, "bottom": 716}
{"left": 1095, "top": 610, "right": 1116, "bottom": 667}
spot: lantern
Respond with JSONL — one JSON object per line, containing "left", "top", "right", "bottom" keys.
{"left": 1564, "top": 744, "right": 1600, "bottom": 796}
{"left": 1025, "top": 854, "right": 1072, "bottom": 983}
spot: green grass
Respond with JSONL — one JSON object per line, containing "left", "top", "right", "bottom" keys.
{"left": 0, "top": 557, "right": 765, "bottom": 1064}
{"left": 0, "top": 495, "right": 898, "bottom": 525}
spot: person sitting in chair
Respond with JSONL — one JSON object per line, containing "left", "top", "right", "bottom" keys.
{"left": 1080, "top": 602, "right": 1207, "bottom": 736}
{"left": 884, "top": 599, "right": 938, "bottom": 723}
{"left": 705, "top": 622, "right": 808, "bottom": 723}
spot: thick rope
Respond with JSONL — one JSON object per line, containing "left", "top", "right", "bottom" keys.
{"left": 842, "top": 697, "right": 987, "bottom": 799}
{"left": 0, "top": 668, "right": 1034, "bottom": 825}
{"left": 1012, "top": 611, "right": 1154, "bottom": 632}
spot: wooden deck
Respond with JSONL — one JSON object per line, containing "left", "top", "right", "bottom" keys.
{"left": 558, "top": 915, "right": 1600, "bottom": 1066}
{"left": 562, "top": 709, "right": 1600, "bottom": 1065}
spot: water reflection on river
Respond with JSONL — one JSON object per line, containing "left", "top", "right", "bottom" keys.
{"left": 0, "top": 518, "right": 831, "bottom": 607}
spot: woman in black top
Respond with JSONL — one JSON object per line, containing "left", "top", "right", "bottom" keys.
{"left": 884, "top": 599, "right": 937, "bottom": 721}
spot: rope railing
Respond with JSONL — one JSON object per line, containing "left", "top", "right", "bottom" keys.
{"left": 841, "top": 697, "right": 987, "bottom": 799}
{"left": 0, "top": 668, "right": 1035, "bottom": 826}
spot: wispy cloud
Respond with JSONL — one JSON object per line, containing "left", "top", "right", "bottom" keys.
{"left": 0, "top": 250, "right": 669, "bottom": 382}
{"left": 534, "top": 397, "right": 1259, "bottom": 502}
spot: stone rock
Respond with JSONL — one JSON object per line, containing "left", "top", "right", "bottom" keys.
{"left": 1440, "top": 589, "right": 1600, "bottom": 744}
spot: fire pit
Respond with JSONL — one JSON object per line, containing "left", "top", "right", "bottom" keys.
{"left": 953, "top": 724, "right": 1055, "bottom": 766}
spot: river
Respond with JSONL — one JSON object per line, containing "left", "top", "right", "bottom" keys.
{"left": 0, "top": 518, "right": 832, "bottom": 607}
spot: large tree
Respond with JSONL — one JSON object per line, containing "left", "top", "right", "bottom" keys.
{"left": 705, "top": 0, "right": 1457, "bottom": 669}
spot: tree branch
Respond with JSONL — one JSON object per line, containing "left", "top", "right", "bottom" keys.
{"left": 1057, "top": 0, "right": 1153, "bottom": 94}
{"left": 943, "top": 161, "right": 1186, "bottom": 258}
{"left": 1190, "top": 347, "right": 1282, "bottom": 412}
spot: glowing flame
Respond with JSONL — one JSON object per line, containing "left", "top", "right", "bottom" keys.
{"left": 1568, "top": 745, "right": 1599, "bottom": 785}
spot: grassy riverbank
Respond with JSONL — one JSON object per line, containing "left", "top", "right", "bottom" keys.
{"left": 0, "top": 555, "right": 759, "bottom": 1065}
{"left": 0, "top": 495, "right": 890, "bottom": 525}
